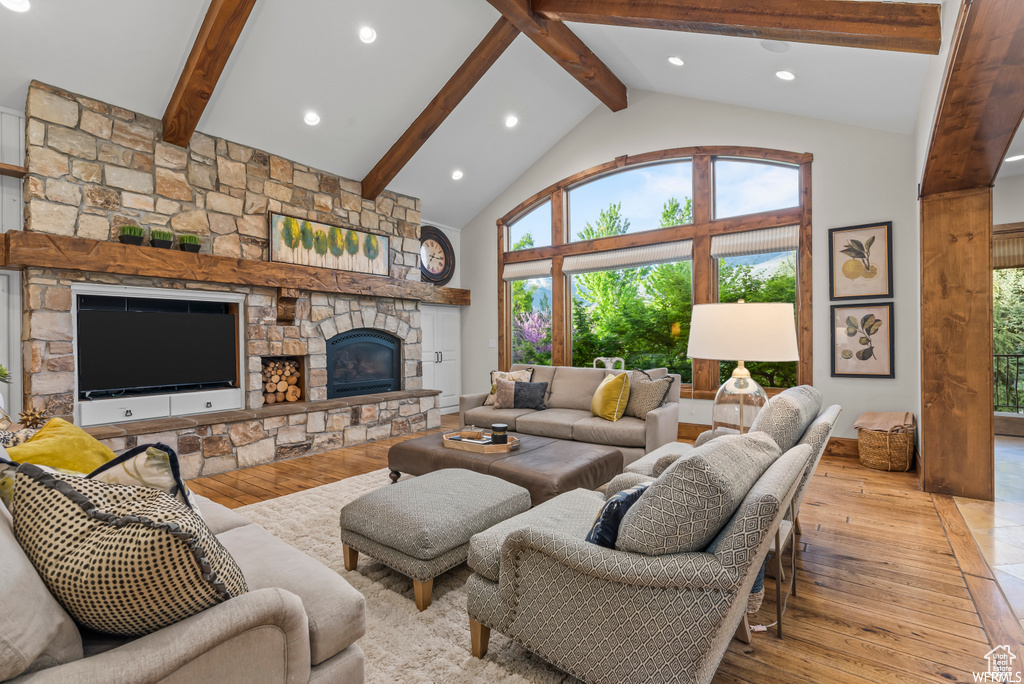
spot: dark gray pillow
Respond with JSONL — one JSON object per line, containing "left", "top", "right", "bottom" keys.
{"left": 616, "top": 432, "right": 781, "bottom": 555}
{"left": 513, "top": 381, "right": 547, "bottom": 410}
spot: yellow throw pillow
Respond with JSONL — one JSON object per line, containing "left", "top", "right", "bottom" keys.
{"left": 591, "top": 373, "right": 631, "bottom": 422}
{"left": 6, "top": 418, "right": 117, "bottom": 473}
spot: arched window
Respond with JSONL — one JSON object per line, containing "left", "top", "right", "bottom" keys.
{"left": 498, "top": 147, "right": 811, "bottom": 397}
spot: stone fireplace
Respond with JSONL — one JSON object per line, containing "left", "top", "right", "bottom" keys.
{"left": 327, "top": 329, "right": 403, "bottom": 398}
{"left": 16, "top": 81, "right": 462, "bottom": 480}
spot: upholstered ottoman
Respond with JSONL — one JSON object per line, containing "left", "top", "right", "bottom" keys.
{"left": 339, "top": 469, "right": 531, "bottom": 611}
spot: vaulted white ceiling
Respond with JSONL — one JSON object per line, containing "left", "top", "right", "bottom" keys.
{"left": 0, "top": 0, "right": 946, "bottom": 227}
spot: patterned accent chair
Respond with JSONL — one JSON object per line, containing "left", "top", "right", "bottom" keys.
{"left": 465, "top": 442, "right": 813, "bottom": 684}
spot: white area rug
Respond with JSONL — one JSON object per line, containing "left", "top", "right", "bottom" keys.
{"left": 238, "top": 469, "right": 575, "bottom": 684}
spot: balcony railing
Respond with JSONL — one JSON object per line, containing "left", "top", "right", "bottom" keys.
{"left": 995, "top": 354, "right": 1024, "bottom": 413}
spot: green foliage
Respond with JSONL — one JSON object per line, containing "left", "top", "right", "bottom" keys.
{"left": 120, "top": 225, "right": 144, "bottom": 237}
{"left": 511, "top": 233, "right": 538, "bottom": 317}
{"left": 345, "top": 229, "right": 360, "bottom": 255}
{"left": 281, "top": 217, "right": 301, "bottom": 249}
{"left": 313, "top": 230, "right": 329, "bottom": 256}
{"left": 328, "top": 226, "right": 345, "bottom": 256}
{"left": 178, "top": 234, "right": 200, "bottom": 245}
{"left": 363, "top": 234, "right": 380, "bottom": 260}
{"left": 300, "top": 221, "right": 314, "bottom": 250}
{"left": 150, "top": 230, "right": 173, "bottom": 242}
{"left": 993, "top": 268, "right": 1024, "bottom": 411}
{"left": 0, "top": 364, "right": 10, "bottom": 385}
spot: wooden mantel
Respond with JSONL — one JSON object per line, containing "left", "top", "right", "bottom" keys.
{"left": 0, "top": 232, "right": 471, "bottom": 306}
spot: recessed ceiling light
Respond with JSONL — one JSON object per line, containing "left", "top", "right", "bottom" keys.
{"left": 775, "top": 70, "right": 797, "bottom": 81}
{"left": 667, "top": 56, "right": 685, "bottom": 66}
{"left": 0, "top": 0, "right": 30, "bottom": 11}
{"left": 304, "top": 111, "right": 320, "bottom": 126}
{"left": 451, "top": 170, "right": 464, "bottom": 181}
{"left": 1007, "top": 154, "right": 1024, "bottom": 163}
{"left": 760, "top": 40, "right": 790, "bottom": 53}
{"left": 359, "top": 26, "right": 376, "bottom": 44}
{"left": 505, "top": 114, "right": 519, "bottom": 128}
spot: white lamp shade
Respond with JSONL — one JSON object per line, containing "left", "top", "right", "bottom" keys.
{"left": 687, "top": 302, "right": 799, "bottom": 362}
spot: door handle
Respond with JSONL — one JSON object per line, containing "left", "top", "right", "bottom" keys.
{"left": 205, "top": 401, "right": 213, "bottom": 408}
{"left": 124, "top": 409, "right": 132, "bottom": 417}
{"left": 439, "top": 351, "right": 443, "bottom": 363}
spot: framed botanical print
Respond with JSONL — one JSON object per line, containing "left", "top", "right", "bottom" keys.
{"left": 828, "top": 221, "right": 893, "bottom": 300}
{"left": 831, "top": 303, "right": 894, "bottom": 378}
{"left": 269, "top": 213, "right": 389, "bottom": 275}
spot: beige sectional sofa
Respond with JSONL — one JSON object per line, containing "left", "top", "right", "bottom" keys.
{"left": 1, "top": 494, "right": 366, "bottom": 684}
{"left": 460, "top": 364, "right": 681, "bottom": 465}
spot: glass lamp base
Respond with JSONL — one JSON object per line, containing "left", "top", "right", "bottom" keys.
{"left": 711, "top": 373, "right": 768, "bottom": 435}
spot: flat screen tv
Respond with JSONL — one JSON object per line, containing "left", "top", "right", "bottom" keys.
{"left": 77, "top": 308, "right": 237, "bottom": 397}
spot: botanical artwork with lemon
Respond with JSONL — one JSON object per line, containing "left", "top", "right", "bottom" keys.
{"left": 828, "top": 222, "right": 892, "bottom": 300}
{"left": 270, "top": 213, "right": 389, "bottom": 275}
{"left": 831, "top": 303, "right": 894, "bottom": 378}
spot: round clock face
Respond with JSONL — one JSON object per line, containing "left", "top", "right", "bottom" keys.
{"left": 420, "top": 239, "right": 446, "bottom": 275}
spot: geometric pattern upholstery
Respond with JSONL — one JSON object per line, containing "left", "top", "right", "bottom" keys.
{"left": 616, "top": 432, "right": 781, "bottom": 555}
{"left": 748, "top": 385, "right": 823, "bottom": 452}
{"left": 624, "top": 370, "right": 672, "bottom": 419}
{"left": 11, "top": 464, "right": 247, "bottom": 637}
{"left": 622, "top": 441, "right": 693, "bottom": 478}
{"left": 466, "top": 443, "right": 813, "bottom": 684}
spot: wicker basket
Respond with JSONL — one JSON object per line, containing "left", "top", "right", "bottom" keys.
{"left": 858, "top": 427, "right": 915, "bottom": 472}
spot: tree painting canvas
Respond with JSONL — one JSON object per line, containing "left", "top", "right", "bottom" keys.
{"left": 269, "top": 213, "right": 389, "bottom": 275}
{"left": 828, "top": 222, "right": 893, "bottom": 300}
{"left": 831, "top": 303, "right": 894, "bottom": 378}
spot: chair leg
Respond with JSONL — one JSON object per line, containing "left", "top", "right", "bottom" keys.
{"left": 794, "top": 515, "right": 802, "bottom": 535}
{"left": 470, "top": 618, "right": 491, "bottom": 657}
{"left": 342, "top": 544, "right": 358, "bottom": 571}
{"left": 413, "top": 578, "right": 433, "bottom": 612}
{"left": 734, "top": 615, "right": 752, "bottom": 644}
{"left": 775, "top": 528, "right": 784, "bottom": 639}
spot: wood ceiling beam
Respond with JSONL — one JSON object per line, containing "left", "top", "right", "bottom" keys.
{"left": 360, "top": 17, "right": 520, "bottom": 201}
{"left": 487, "top": 0, "right": 627, "bottom": 111}
{"left": 531, "top": 0, "right": 942, "bottom": 54}
{"left": 921, "top": 0, "right": 1024, "bottom": 196}
{"left": 163, "top": 0, "right": 258, "bottom": 148}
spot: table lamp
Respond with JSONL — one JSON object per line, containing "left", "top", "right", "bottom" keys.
{"left": 686, "top": 301, "right": 799, "bottom": 433}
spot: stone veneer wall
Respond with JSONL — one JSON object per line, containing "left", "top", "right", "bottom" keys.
{"left": 22, "top": 80, "right": 422, "bottom": 272}
{"left": 16, "top": 82, "right": 441, "bottom": 475}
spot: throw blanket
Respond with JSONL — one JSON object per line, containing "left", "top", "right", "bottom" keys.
{"left": 852, "top": 411, "right": 916, "bottom": 433}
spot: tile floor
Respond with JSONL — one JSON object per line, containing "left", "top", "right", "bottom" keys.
{"left": 958, "top": 435, "right": 1024, "bottom": 632}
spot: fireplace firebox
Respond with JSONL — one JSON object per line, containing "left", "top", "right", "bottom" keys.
{"left": 327, "top": 329, "right": 402, "bottom": 398}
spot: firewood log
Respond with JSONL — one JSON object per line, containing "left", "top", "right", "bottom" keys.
{"left": 276, "top": 380, "right": 288, "bottom": 392}
{"left": 286, "top": 375, "right": 298, "bottom": 385}
{"left": 264, "top": 393, "right": 276, "bottom": 404}
{"left": 286, "top": 385, "right": 301, "bottom": 402}
{"left": 275, "top": 391, "right": 285, "bottom": 402}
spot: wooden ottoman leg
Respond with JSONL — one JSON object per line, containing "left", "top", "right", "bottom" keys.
{"left": 470, "top": 618, "right": 490, "bottom": 658}
{"left": 343, "top": 544, "right": 358, "bottom": 571}
{"left": 389, "top": 470, "right": 401, "bottom": 484}
{"left": 414, "top": 578, "right": 433, "bottom": 611}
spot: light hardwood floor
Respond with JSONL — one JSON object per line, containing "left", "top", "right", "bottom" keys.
{"left": 190, "top": 418, "right": 1021, "bottom": 682}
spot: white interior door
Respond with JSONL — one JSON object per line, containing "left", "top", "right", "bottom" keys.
{"left": 420, "top": 306, "right": 438, "bottom": 394}
{"left": 437, "top": 308, "right": 461, "bottom": 409}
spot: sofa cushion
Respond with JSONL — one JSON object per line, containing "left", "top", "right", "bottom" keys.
{"left": 484, "top": 368, "right": 534, "bottom": 406}
{"left": 749, "top": 385, "right": 823, "bottom": 451}
{"left": 512, "top": 364, "right": 556, "bottom": 402}
{"left": 624, "top": 369, "right": 672, "bottom": 419}
{"left": 195, "top": 494, "right": 253, "bottom": 535}
{"left": 463, "top": 405, "right": 535, "bottom": 430}
{"left": 617, "top": 432, "right": 781, "bottom": 555}
{"left": 0, "top": 505, "right": 83, "bottom": 681}
{"left": 586, "top": 482, "right": 650, "bottom": 548}
{"left": 516, "top": 408, "right": 593, "bottom": 440}
{"left": 591, "top": 372, "right": 630, "bottom": 421}
{"left": 11, "top": 464, "right": 248, "bottom": 636}
{"left": 468, "top": 488, "right": 605, "bottom": 581}
{"left": 547, "top": 366, "right": 606, "bottom": 411}
{"left": 217, "top": 523, "right": 367, "bottom": 666}
{"left": 573, "top": 415, "right": 647, "bottom": 448}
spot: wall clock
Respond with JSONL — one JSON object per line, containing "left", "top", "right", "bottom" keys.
{"left": 419, "top": 225, "right": 455, "bottom": 286}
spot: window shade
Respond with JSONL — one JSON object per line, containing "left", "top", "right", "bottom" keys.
{"left": 502, "top": 259, "right": 552, "bottom": 281}
{"left": 561, "top": 240, "right": 692, "bottom": 276}
{"left": 710, "top": 225, "right": 799, "bottom": 259}
{"left": 994, "top": 237, "right": 1024, "bottom": 270}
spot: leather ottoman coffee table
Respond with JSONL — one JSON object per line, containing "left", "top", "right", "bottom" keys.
{"left": 387, "top": 433, "right": 623, "bottom": 505}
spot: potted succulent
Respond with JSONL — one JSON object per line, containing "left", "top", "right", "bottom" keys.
{"left": 118, "top": 225, "right": 144, "bottom": 246}
{"left": 150, "top": 229, "right": 173, "bottom": 249}
{"left": 178, "top": 233, "right": 201, "bottom": 253}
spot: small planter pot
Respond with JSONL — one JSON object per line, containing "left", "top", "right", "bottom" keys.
{"left": 119, "top": 234, "right": 144, "bottom": 246}
{"left": 150, "top": 239, "right": 172, "bottom": 249}
{"left": 179, "top": 243, "right": 201, "bottom": 253}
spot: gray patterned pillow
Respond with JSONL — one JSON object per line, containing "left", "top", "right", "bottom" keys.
{"left": 748, "top": 386, "right": 823, "bottom": 452}
{"left": 493, "top": 379, "right": 548, "bottom": 410}
{"left": 624, "top": 369, "right": 671, "bottom": 419}
{"left": 616, "top": 431, "right": 781, "bottom": 555}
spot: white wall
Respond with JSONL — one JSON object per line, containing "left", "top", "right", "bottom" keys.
{"left": 0, "top": 105, "right": 24, "bottom": 232}
{"left": 458, "top": 89, "right": 921, "bottom": 438}
{"left": 0, "top": 105, "right": 22, "bottom": 415}
{"left": 994, "top": 174, "right": 1024, "bottom": 225}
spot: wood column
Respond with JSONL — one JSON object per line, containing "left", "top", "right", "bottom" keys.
{"left": 691, "top": 155, "right": 718, "bottom": 389}
{"left": 550, "top": 189, "right": 570, "bottom": 366}
{"left": 797, "top": 161, "right": 813, "bottom": 386}
{"left": 920, "top": 187, "right": 994, "bottom": 500}
{"left": 497, "top": 222, "right": 510, "bottom": 372}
